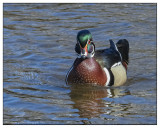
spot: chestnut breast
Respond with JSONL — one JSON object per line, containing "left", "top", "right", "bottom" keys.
{"left": 67, "top": 58, "right": 107, "bottom": 86}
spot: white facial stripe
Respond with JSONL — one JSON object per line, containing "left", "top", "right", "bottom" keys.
{"left": 87, "top": 38, "right": 89, "bottom": 44}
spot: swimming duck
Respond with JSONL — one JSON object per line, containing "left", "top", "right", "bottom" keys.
{"left": 66, "top": 30, "right": 129, "bottom": 87}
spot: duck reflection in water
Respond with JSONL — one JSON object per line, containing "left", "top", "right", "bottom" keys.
{"left": 69, "top": 84, "right": 130, "bottom": 119}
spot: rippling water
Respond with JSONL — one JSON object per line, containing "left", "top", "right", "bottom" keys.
{"left": 3, "top": 3, "right": 157, "bottom": 124}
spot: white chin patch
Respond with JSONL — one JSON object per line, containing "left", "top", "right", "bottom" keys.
{"left": 77, "top": 53, "right": 95, "bottom": 58}
{"left": 87, "top": 52, "right": 95, "bottom": 58}
{"left": 81, "top": 51, "right": 87, "bottom": 56}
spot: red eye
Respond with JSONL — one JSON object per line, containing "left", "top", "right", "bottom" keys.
{"left": 88, "top": 40, "right": 91, "bottom": 45}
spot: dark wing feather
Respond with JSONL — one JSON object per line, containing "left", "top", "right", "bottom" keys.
{"left": 94, "top": 40, "right": 121, "bottom": 69}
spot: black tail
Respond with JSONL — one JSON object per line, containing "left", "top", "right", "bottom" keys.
{"left": 116, "top": 39, "right": 129, "bottom": 64}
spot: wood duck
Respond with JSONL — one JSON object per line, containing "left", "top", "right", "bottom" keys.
{"left": 66, "top": 30, "right": 129, "bottom": 87}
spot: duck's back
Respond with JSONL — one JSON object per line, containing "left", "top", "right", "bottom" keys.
{"left": 95, "top": 48, "right": 121, "bottom": 69}
{"left": 94, "top": 40, "right": 128, "bottom": 86}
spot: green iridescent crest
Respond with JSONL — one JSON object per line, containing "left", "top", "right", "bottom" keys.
{"left": 77, "top": 30, "right": 92, "bottom": 48}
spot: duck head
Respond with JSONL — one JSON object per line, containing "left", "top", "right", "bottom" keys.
{"left": 75, "top": 30, "right": 95, "bottom": 59}
{"left": 66, "top": 30, "right": 107, "bottom": 86}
